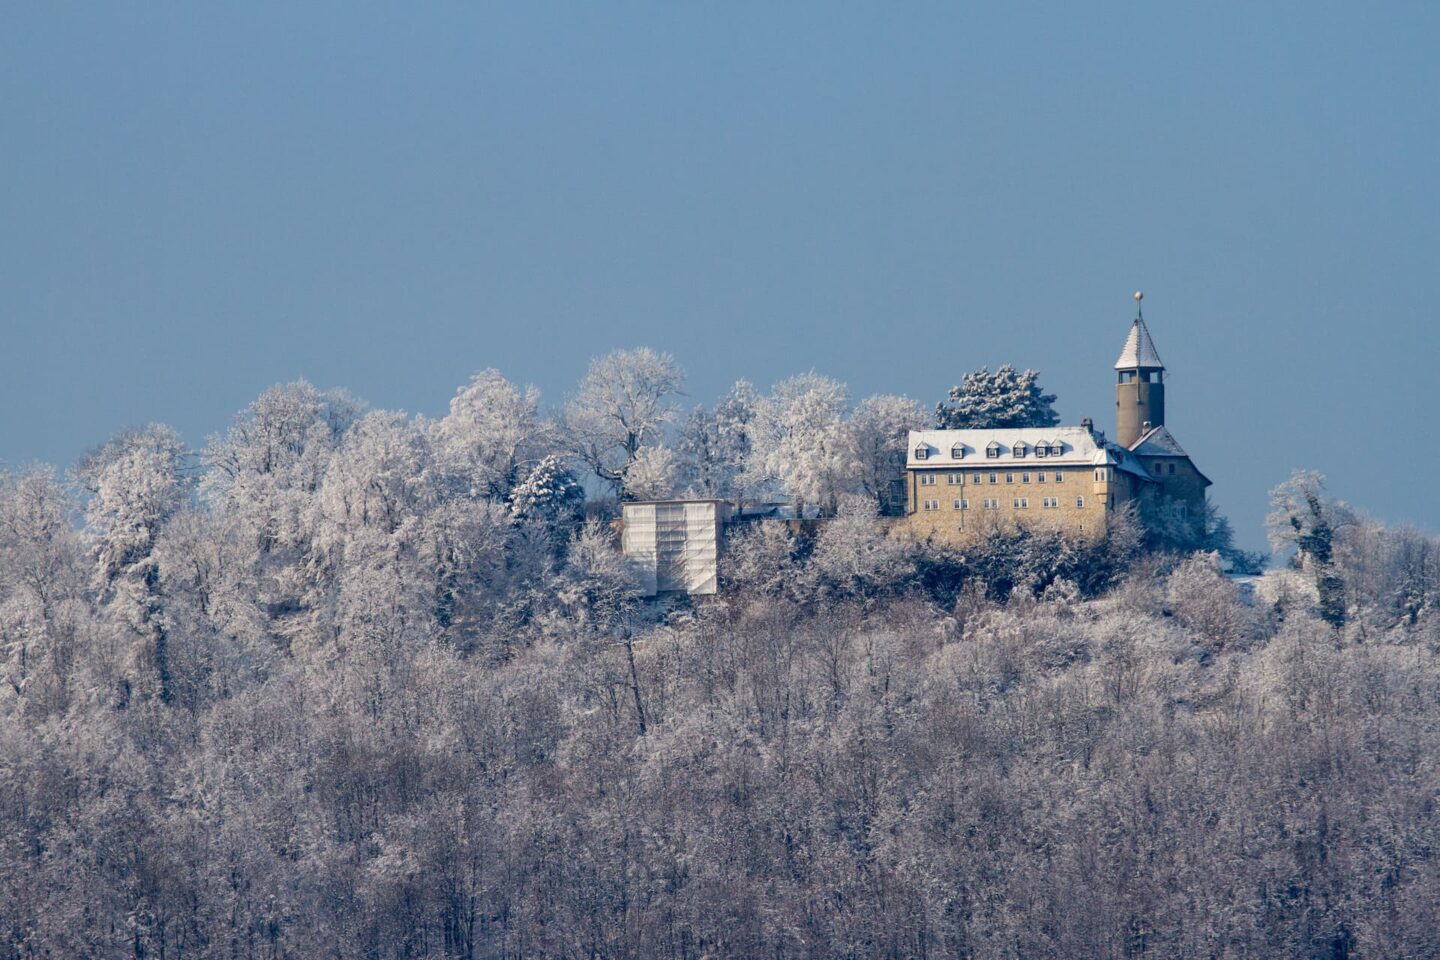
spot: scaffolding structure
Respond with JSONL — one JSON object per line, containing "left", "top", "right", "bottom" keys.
{"left": 621, "top": 500, "right": 731, "bottom": 597}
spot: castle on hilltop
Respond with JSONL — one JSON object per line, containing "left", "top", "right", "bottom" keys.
{"left": 903, "top": 297, "right": 1210, "bottom": 543}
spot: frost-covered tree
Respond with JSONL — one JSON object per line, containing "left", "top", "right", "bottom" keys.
{"left": 845, "top": 393, "right": 928, "bottom": 512}
{"left": 935, "top": 363, "right": 1060, "bottom": 429}
{"left": 76, "top": 423, "right": 190, "bottom": 704}
{"left": 201, "top": 380, "right": 362, "bottom": 552}
{"left": 622, "top": 445, "right": 678, "bottom": 500}
{"left": 1268, "top": 470, "right": 1348, "bottom": 627}
{"left": 431, "top": 369, "right": 553, "bottom": 502}
{"left": 0, "top": 467, "right": 86, "bottom": 712}
{"left": 676, "top": 380, "right": 758, "bottom": 502}
{"left": 745, "top": 372, "right": 850, "bottom": 517}
{"left": 809, "top": 494, "right": 915, "bottom": 596}
{"left": 564, "top": 347, "right": 684, "bottom": 498}
{"left": 508, "top": 454, "right": 584, "bottom": 525}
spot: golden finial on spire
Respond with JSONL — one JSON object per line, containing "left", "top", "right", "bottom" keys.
{"left": 1133, "top": 290, "right": 1143, "bottom": 319}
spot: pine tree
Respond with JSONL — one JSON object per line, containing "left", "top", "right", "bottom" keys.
{"left": 935, "top": 363, "right": 1060, "bottom": 429}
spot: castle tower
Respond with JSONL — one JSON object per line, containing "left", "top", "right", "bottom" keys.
{"left": 1114, "top": 292, "right": 1165, "bottom": 447}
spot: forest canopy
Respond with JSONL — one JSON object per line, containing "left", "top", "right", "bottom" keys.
{"left": 1, "top": 355, "right": 1438, "bottom": 959}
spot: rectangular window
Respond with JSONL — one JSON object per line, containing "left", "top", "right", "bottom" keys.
{"left": 1037, "top": 472, "right": 1046, "bottom": 483}
{"left": 1055, "top": 472, "right": 1064, "bottom": 483}
{"left": 1119, "top": 371, "right": 1136, "bottom": 384}
{"left": 983, "top": 498, "right": 998, "bottom": 510}
{"left": 920, "top": 473, "right": 936, "bottom": 486}
{"left": 923, "top": 499, "right": 939, "bottom": 511}
{"left": 1013, "top": 497, "right": 1029, "bottom": 509}
{"left": 947, "top": 473, "right": 960, "bottom": 485}
{"left": 1021, "top": 472, "right": 1031, "bottom": 484}
{"left": 972, "top": 473, "right": 981, "bottom": 484}
{"left": 1169, "top": 462, "right": 1176, "bottom": 475}
{"left": 989, "top": 473, "right": 998, "bottom": 484}
{"left": 953, "top": 498, "right": 968, "bottom": 510}
{"left": 1076, "top": 496, "right": 1085, "bottom": 509}
{"left": 1006, "top": 472, "right": 1014, "bottom": 484}
{"left": 1042, "top": 497, "right": 1058, "bottom": 508}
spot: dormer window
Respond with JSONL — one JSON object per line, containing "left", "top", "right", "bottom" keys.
{"left": 1049, "top": 443, "right": 1063, "bottom": 456}
{"left": 951, "top": 444, "right": 966, "bottom": 459}
{"left": 914, "top": 445, "right": 929, "bottom": 461}
{"left": 1013, "top": 442, "right": 1027, "bottom": 458}
{"left": 985, "top": 442, "right": 1000, "bottom": 459}
{"left": 1034, "top": 443, "right": 1048, "bottom": 459}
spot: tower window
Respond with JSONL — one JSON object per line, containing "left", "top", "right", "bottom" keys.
{"left": 1119, "top": 371, "right": 1136, "bottom": 384}
{"left": 1147, "top": 370, "right": 1163, "bottom": 383}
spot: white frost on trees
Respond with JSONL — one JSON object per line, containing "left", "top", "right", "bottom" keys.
{"left": 563, "top": 348, "right": 684, "bottom": 498}
{"left": 431, "top": 369, "right": 553, "bottom": 502}
{"left": 845, "top": 393, "right": 928, "bottom": 511}
{"left": 744, "top": 373, "right": 850, "bottom": 517}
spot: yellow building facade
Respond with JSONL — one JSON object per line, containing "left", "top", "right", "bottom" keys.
{"left": 903, "top": 308, "right": 1210, "bottom": 544}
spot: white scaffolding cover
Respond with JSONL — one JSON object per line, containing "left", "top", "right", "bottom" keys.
{"left": 621, "top": 501, "right": 726, "bottom": 596}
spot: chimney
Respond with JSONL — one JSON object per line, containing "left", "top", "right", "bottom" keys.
{"left": 1081, "top": 417, "right": 1093, "bottom": 433}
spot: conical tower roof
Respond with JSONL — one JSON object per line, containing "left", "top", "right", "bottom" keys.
{"left": 1114, "top": 317, "right": 1164, "bottom": 370}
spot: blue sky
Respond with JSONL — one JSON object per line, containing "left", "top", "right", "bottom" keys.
{"left": 2, "top": 2, "right": 1437, "bottom": 548}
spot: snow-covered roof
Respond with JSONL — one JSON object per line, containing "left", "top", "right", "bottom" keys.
{"left": 909, "top": 426, "right": 1095, "bottom": 468}
{"left": 1128, "top": 424, "right": 1187, "bottom": 457}
{"left": 1128, "top": 425, "right": 1212, "bottom": 486}
{"left": 1114, "top": 317, "right": 1164, "bottom": 370}
{"left": 910, "top": 425, "right": 1155, "bottom": 481}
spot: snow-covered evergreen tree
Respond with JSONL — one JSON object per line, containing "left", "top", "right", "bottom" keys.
{"left": 935, "top": 363, "right": 1060, "bottom": 429}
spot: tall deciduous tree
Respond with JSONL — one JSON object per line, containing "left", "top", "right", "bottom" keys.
{"left": 77, "top": 423, "right": 190, "bottom": 704}
{"left": 431, "top": 369, "right": 553, "bottom": 502}
{"left": 846, "top": 393, "right": 928, "bottom": 512}
{"left": 935, "top": 363, "right": 1060, "bottom": 429}
{"left": 745, "top": 372, "right": 850, "bottom": 517}
{"left": 564, "top": 347, "right": 684, "bottom": 498}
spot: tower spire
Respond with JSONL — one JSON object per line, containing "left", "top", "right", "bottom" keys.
{"left": 1114, "top": 292, "right": 1165, "bottom": 447}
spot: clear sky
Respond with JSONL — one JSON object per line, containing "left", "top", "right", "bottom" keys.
{"left": 3, "top": 3, "right": 1437, "bottom": 549}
